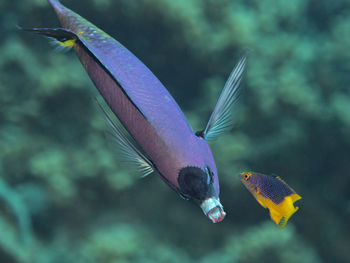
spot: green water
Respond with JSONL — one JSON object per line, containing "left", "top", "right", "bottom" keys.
{"left": 0, "top": 0, "right": 349, "bottom": 262}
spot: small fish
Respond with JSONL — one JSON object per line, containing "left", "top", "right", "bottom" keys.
{"left": 239, "top": 172, "right": 301, "bottom": 228}
{"left": 24, "top": 0, "right": 248, "bottom": 223}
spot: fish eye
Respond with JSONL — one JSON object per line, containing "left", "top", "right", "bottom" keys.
{"left": 205, "top": 166, "right": 214, "bottom": 184}
{"left": 243, "top": 173, "right": 251, "bottom": 180}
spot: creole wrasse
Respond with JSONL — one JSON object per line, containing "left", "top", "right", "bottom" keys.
{"left": 24, "top": 0, "right": 247, "bottom": 223}
{"left": 239, "top": 172, "right": 301, "bottom": 228}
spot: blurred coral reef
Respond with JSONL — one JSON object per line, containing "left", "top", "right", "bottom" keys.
{"left": 0, "top": 0, "right": 349, "bottom": 262}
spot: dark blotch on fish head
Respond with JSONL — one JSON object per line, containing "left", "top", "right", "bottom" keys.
{"left": 178, "top": 166, "right": 212, "bottom": 202}
{"left": 178, "top": 166, "right": 226, "bottom": 223}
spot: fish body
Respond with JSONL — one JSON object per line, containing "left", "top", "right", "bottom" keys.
{"left": 48, "top": 0, "right": 216, "bottom": 192}
{"left": 26, "top": 0, "right": 247, "bottom": 223}
{"left": 239, "top": 172, "right": 301, "bottom": 228}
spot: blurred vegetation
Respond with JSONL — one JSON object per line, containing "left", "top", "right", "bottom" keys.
{"left": 0, "top": 0, "right": 349, "bottom": 262}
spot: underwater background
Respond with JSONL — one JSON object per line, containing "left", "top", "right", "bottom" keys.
{"left": 1, "top": 0, "right": 349, "bottom": 262}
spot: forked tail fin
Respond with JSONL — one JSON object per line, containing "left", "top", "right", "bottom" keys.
{"left": 21, "top": 27, "right": 78, "bottom": 50}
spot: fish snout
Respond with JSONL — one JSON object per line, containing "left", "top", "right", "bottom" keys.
{"left": 200, "top": 197, "right": 226, "bottom": 223}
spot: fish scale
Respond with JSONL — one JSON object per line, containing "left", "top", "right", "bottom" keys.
{"left": 253, "top": 174, "right": 294, "bottom": 204}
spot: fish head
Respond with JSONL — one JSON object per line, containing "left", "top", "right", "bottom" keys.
{"left": 239, "top": 172, "right": 261, "bottom": 195}
{"left": 178, "top": 166, "right": 225, "bottom": 223}
{"left": 239, "top": 172, "right": 270, "bottom": 207}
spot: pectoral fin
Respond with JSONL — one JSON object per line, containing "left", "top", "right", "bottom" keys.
{"left": 199, "top": 52, "right": 248, "bottom": 141}
{"left": 96, "top": 99, "right": 155, "bottom": 177}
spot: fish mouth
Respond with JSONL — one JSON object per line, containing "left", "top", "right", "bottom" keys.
{"left": 200, "top": 197, "right": 226, "bottom": 223}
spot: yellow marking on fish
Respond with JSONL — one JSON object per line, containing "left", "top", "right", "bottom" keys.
{"left": 58, "top": 39, "right": 76, "bottom": 48}
{"left": 255, "top": 189, "right": 301, "bottom": 228}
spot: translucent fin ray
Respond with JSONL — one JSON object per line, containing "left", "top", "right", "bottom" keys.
{"left": 202, "top": 52, "right": 248, "bottom": 141}
{"left": 95, "top": 99, "right": 155, "bottom": 177}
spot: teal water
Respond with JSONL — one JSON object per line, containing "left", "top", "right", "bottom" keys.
{"left": 1, "top": 0, "right": 349, "bottom": 262}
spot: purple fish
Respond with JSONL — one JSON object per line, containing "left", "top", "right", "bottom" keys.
{"left": 25, "top": 0, "right": 247, "bottom": 223}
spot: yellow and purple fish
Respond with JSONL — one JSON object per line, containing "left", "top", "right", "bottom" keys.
{"left": 24, "top": 0, "right": 247, "bottom": 223}
{"left": 239, "top": 172, "right": 301, "bottom": 228}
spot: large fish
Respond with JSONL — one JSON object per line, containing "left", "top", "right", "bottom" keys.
{"left": 26, "top": 0, "right": 247, "bottom": 223}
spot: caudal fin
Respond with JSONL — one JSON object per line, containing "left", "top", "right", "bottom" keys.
{"left": 21, "top": 27, "right": 78, "bottom": 50}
